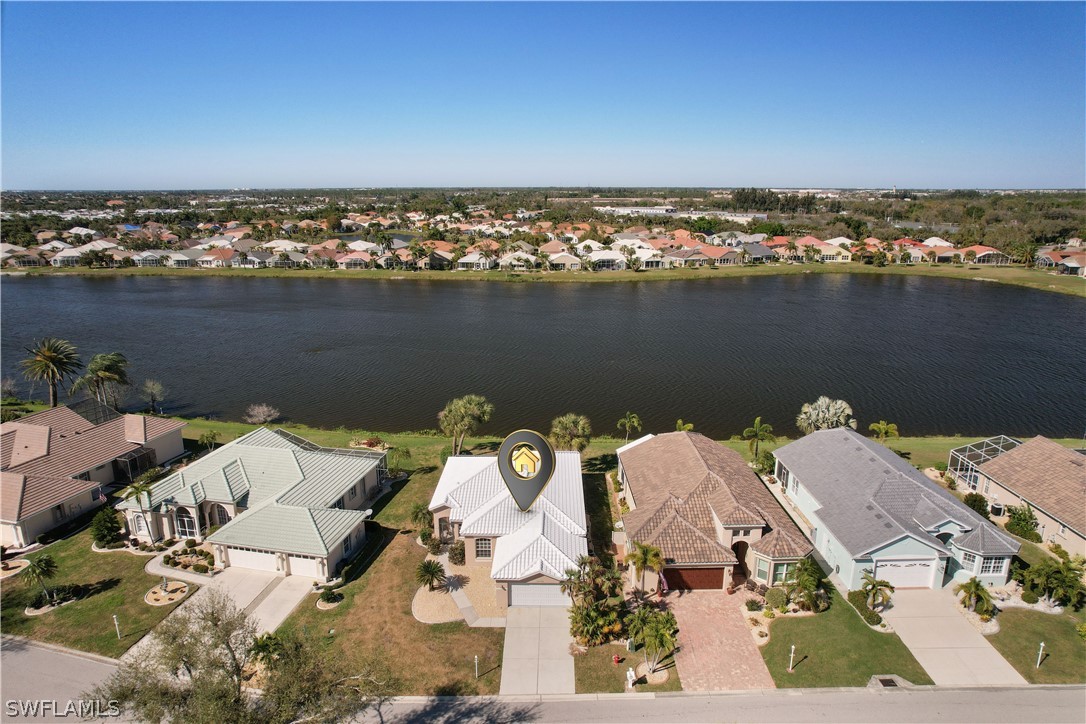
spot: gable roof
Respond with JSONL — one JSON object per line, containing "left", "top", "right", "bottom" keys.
{"left": 620, "top": 432, "right": 811, "bottom": 565}
{"left": 773, "top": 428, "right": 1018, "bottom": 558}
{"left": 977, "top": 436, "right": 1086, "bottom": 535}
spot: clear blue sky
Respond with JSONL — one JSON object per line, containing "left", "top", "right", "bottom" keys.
{"left": 2, "top": 2, "right": 1083, "bottom": 190}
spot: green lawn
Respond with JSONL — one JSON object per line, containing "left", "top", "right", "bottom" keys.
{"left": 18, "top": 262, "right": 1085, "bottom": 297}
{"left": 987, "top": 607, "right": 1086, "bottom": 684}
{"left": 760, "top": 588, "right": 933, "bottom": 688}
{"left": 1, "top": 529, "right": 193, "bottom": 658}
{"left": 574, "top": 642, "right": 682, "bottom": 693}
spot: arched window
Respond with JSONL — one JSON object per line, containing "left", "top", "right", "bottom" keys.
{"left": 210, "top": 504, "right": 231, "bottom": 527}
{"left": 175, "top": 508, "right": 197, "bottom": 539}
{"left": 133, "top": 514, "right": 147, "bottom": 534}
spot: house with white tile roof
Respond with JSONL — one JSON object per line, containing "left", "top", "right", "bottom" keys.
{"left": 119, "top": 428, "right": 386, "bottom": 581}
{"left": 428, "top": 452, "right": 587, "bottom": 607}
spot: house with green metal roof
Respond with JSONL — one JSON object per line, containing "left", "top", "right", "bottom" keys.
{"left": 118, "top": 428, "right": 386, "bottom": 581}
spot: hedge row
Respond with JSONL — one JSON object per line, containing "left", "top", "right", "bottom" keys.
{"left": 846, "top": 589, "right": 883, "bottom": 626}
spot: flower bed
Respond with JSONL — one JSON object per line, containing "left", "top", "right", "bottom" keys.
{"left": 161, "top": 543, "right": 216, "bottom": 574}
{"left": 145, "top": 581, "right": 189, "bottom": 606}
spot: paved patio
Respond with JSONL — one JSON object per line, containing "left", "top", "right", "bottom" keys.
{"left": 667, "top": 591, "right": 776, "bottom": 691}
{"left": 882, "top": 588, "right": 1027, "bottom": 686}
{"left": 498, "top": 606, "right": 575, "bottom": 695}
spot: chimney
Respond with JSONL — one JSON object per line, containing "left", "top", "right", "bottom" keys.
{"left": 124, "top": 414, "right": 148, "bottom": 444}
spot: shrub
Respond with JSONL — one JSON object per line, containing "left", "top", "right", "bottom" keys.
{"left": 764, "top": 587, "right": 787, "bottom": 610}
{"left": 612, "top": 474, "right": 622, "bottom": 493}
{"left": 763, "top": 610, "right": 776, "bottom": 619}
{"left": 758, "top": 630, "right": 768, "bottom": 638}
{"left": 163, "top": 538, "right": 175, "bottom": 547}
{"left": 748, "top": 616, "right": 762, "bottom": 626}
{"left": 184, "top": 539, "right": 197, "bottom": 548}
{"left": 962, "top": 493, "right": 990, "bottom": 519}
{"left": 1021, "top": 589, "right": 1039, "bottom": 604}
{"left": 448, "top": 540, "right": 466, "bottom": 566}
{"left": 320, "top": 588, "right": 344, "bottom": 604}
{"left": 426, "top": 538, "right": 443, "bottom": 555}
{"left": 243, "top": 403, "right": 281, "bottom": 424}
{"left": 363, "top": 436, "right": 384, "bottom": 448}
{"left": 1076, "top": 622, "right": 1086, "bottom": 641}
{"left": 134, "top": 467, "right": 164, "bottom": 486}
{"left": 90, "top": 508, "right": 122, "bottom": 546}
{"left": 439, "top": 446, "right": 453, "bottom": 465}
{"left": 419, "top": 528, "right": 433, "bottom": 544}
{"left": 35, "top": 534, "right": 46, "bottom": 545}
{"left": 847, "top": 589, "right": 883, "bottom": 626}
{"left": 1049, "top": 543, "right": 1070, "bottom": 561}
{"left": 744, "top": 598, "right": 763, "bottom": 612}
{"left": 192, "top": 563, "right": 209, "bottom": 574}
{"left": 106, "top": 541, "right": 126, "bottom": 550}
{"left": 30, "top": 583, "right": 80, "bottom": 610}
{"left": 154, "top": 544, "right": 165, "bottom": 552}
{"left": 1006, "top": 505, "right": 1042, "bottom": 542}
{"left": 934, "top": 462, "right": 948, "bottom": 472}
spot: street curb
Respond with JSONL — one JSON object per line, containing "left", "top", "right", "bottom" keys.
{"left": 0, "top": 635, "right": 120, "bottom": 667}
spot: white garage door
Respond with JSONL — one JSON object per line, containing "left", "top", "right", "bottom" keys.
{"left": 509, "top": 583, "right": 570, "bottom": 607}
{"left": 289, "top": 555, "right": 324, "bottom": 579}
{"left": 228, "top": 548, "right": 278, "bottom": 572}
{"left": 875, "top": 559, "right": 935, "bottom": 588}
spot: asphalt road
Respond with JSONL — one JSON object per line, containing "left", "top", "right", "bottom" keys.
{"left": 363, "top": 686, "right": 1086, "bottom": 723}
{"left": 0, "top": 637, "right": 118, "bottom": 721}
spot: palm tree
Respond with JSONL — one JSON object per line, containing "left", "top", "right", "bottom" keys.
{"left": 23, "top": 553, "right": 58, "bottom": 603}
{"left": 954, "top": 576, "right": 992, "bottom": 614}
{"left": 786, "top": 239, "right": 798, "bottom": 259}
{"left": 549, "top": 413, "right": 592, "bottom": 452}
{"left": 625, "top": 541, "right": 664, "bottom": 595}
{"left": 250, "top": 632, "right": 285, "bottom": 667}
{"left": 795, "top": 397, "right": 857, "bottom": 435}
{"left": 616, "top": 412, "right": 642, "bottom": 444}
{"left": 675, "top": 419, "right": 694, "bottom": 432}
{"left": 415, "top": 560, "right": 447, "bottom": 591}
{"left": 786, "top": 558, "right": 829, "bottom": 612}
{"left": 925, "top": 250, "right": 937, "bottom": 266}
{"left": 860, "top": 569, "right": 895, "bottom": 611}
{"left": 642, "top": 611, "right": 678, "bottom": 673}
{"left": 868, "top": 420, "right": 900, "bottom": 443}
{"left": 624, "top": 604, "right": 657, "bottom": 664}
{"left": 20, "top": 338, "right": 82, "bottom": 407}
{"left": 122, "top": 479, "right": 155, "bottom": 540}
{"left": 742, "top": 417, "right": 776, "bottom": 459}
{"left": 410, "top": 502, "right": 432, "bottom": 531}
{"left": 964, "top": 249, "right": 977, "bottom": 263}
{"left": 71, "top": 352, "right": 131, "bottom": 407}
{"left": 438, "top": 394, "right": 494, "bottom": 455}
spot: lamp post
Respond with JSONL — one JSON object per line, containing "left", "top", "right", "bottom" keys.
{"left": 788, "top": 644, "right": 796, "bottom": 673}
{"left": 1036, "top": 641, "right": 1045, "bottom": 669}
{"left": 112, "top": 614, "right": 121, "bottom": 640}
{"left": 474, "top": 655, "right": 479, "bottom": 680}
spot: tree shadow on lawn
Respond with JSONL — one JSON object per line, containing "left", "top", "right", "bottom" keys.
{"left": 467, "top": 441, "right": 500, "bottom": 453}
{"left": 382, "top": 694, "right": 539, "bottom": 723}
{"left": 369, "top": 478, "right": 412, "bottom": 519}
{"left": 583, "top": 453, "right": 617, "bottom": 474}
{"left": 341, "top": 527, "right": 396, "bottom": 586}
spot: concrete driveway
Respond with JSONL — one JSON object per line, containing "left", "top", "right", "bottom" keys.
{"left": 498, "top": 607, "right": 575, "bottom": 695}
{"left": 882, "top": 588, "right": 1026, "bottom": 686}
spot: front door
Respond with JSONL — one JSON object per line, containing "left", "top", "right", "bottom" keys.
{"left": 175, "top": 508, "right": 198, "bottom": 539}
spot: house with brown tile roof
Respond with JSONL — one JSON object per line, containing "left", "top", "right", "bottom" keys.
{"left": 953, "top": 436, "right": 1086, "bottom": 558}
{"left": 1, "top": 401, "right": 185, "bottom": 547}
{"left": 617, "top": 432, "right": 811, "bottom": 592}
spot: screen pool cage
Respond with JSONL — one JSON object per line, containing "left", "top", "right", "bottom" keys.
{"left": 113, "top": 447, "right": 158, "bottom": 483}
{"left": 947, "top": 436, "right": 1021, "bottom": 491}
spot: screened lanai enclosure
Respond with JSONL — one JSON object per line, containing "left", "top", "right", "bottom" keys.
{"left": 113, "top": 446, "right": 158, "bottom": 483}
{"left": 947, "top": 435, "right": 1021, "bottom": 500}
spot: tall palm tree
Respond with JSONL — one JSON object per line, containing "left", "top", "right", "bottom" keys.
{"left": 71, "top": 352, "right": 131, "bottom": 407}
{"left": 23, "top": 553, "right": 58, "bottom": 603}
{"left": 954, "top": 576, "right": 992, "bottom": 614}
{"left": 21, "top": 338, "right": 82, "bottom": 407}
{"left": 549, "top": 413, "right": 592, "bottom": 452}
{"left": 868, "top": 420, "right": 900, "bottom": 443}
{"left": 742, "top": 416, "right": 776, "bottom": 459}
{"left": 122, "top": 479, "right": 155, "bottom": 540}
{"left": 415, "top": 560, "right": 446, "bottom": 591}
{"left": 616, "top": 412, "right": 642, "bottom": 444}
{"left": 925, "top": 249, "right": 937, "bottom": 266}
{"left": 675, "top": 419, "right": 694, "bottom": 432}
{"left": 795, "top": 397, "right": 857, "bottom": 435}
{"left": 625, "top": 541, "right": 664, "bottom": 595}
{"left": 860, "top": 569, "right": 895, "bottom": 611}
{"left": 786, "top": 558, "right": 829, "bottom": 612}
{"left": 642, "top": 611, "right": 678, "bottom": 673}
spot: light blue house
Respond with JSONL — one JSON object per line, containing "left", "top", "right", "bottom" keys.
{"left": 772, "top": 429, "right": 1018, "bottom": 590}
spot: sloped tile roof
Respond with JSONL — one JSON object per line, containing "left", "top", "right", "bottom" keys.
{"left": 976, "top": 436, "right": 1086, "bottom": 535}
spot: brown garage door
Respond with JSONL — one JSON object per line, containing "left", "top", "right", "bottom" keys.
{"left": 663, "top": 567, "right": 725, "bottom": 590}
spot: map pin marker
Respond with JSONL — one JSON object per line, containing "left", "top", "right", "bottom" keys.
{"left": 497, "top": 429, "right": 556, "bottom": 512}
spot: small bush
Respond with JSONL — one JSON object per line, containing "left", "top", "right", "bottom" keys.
{"left": 448, "top": 540, "right": 466, "bottom": 566}
{"left": 1076, "top": 622, "right": 1086, "bottom": 641}
{"left": 439, "top": 446, "right": 453, "bottom": 465}
{"left": 758, "top": 630, "right": 768, "bottom": 638}
{"left": 154, "top": 544, "right": 165, "bottom": 552}
{"left": 243, "top": 403, "right": 281, "bottom": 424}
{"left": 363, "top": 436, "right": 384, "bottom": 448}
{"left": 763, "top": 610, "right": 776, "bottom": 619}
{"left": 612, "top": 474, "right": 622, "bottom": 493}
{"left": 764, "top": 587, "right": 787, "bottom": 610}
{"left": 420, "top": 528, "right": 433, "bottom": 544}
{"left": 1049, "top": 543, "right": 1070, "bottom": 561}
{"left": 163, "top": 538, "right": 175, "bottom": 546}
{"left": 138, "top": 544, "right": 150, "bottom": 552}
{"left": 426, "top": 538, "right": 443, "bottom": 555}
{"left": 962, "top": 493, "right": 990, "bottom": 520}
{"left": 192, "top": 563, "right": 209, "bottom": 574}
{"left": 1007, "top": 523, "right": 1042, "bottom": 543}
{"left": 934, "top": 462, "right": 948, "bottom": 472}
{"left": 847, "top": 589, "right": 883, "bottom": 625}
{"left": 35, "top": 534, "right": 46, "bottom": 545}
{"left": 184, "top": 539, "right": 197, "bottom": 548}
{"left": 748, "top": 616, "right": 762, "bottom": 626}
{"left": 106, "top": 541, "right": 126, "bottom": 549}
{"left": 320, "top": 588, "right": 344, "bottom": 604}
{"left": 1021, "top": 589, "right": 1039, "bottom": 604}
{"left": 744, "top": 598, "right": 763, "bottom": 612}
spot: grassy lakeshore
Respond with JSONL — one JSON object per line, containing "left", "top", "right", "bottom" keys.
{"left": 8, "top": 262, "right": 1085, "bottom": 297}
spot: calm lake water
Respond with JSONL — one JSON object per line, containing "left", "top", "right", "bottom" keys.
{"left": 2, "top": 274, "right": 1084, "bottom": 439}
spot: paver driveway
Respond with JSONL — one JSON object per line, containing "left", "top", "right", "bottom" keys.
{"left": 882, "top": 588, "right": 1026, "bottom": 686}
{"left": 499, "top": 607, "right": 575, "bottom": 695}
{"left": 667, "top": 591, "right": 775, "bottom": 691}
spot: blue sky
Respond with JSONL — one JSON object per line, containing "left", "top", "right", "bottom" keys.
{"left": 2, "top": 2, "right": 1083, "bottom": 190}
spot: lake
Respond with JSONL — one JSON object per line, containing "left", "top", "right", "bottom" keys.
{"left": 2, "top": 274, "right": 1084, "bottom": 439}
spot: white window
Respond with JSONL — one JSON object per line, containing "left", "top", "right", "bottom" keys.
{"left": 343, "top": 534, "right": 352, "bottom": 555}
{"left": 475, "top": 538, "right": 492, "bottom": 559}
{"left": 755, "top": 558, "right": 769, "bottom": 582}
{"left": 773, "top": 562, "right": 797, "bottom": 584}
{"left": 983, "top": 479, "right": 990, "bottom": 495}
{"left": 960, "top": 551, "right": 976, "bottom": 570}
{"left": 1059, "top": 524, "right": 1067, "bottom": 536}
{"left": 981, "top": 557, "right": 1004, "bottom": 575}
{"left": 349, "top": 484, "right": 357, "bottom": 500}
